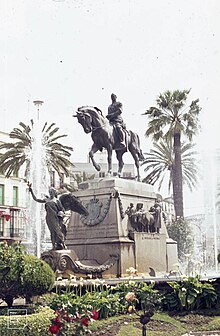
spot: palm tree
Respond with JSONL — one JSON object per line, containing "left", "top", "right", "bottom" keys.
{"left": 142, "top": 139, "right": 199, "bottom": 194}
{"left": 0, "top": 121, "right": 74, "bottom": 178}
{"left": 143, "top": 89, "right": 201, "bottom": 218}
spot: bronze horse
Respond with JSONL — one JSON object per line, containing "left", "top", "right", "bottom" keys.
{"left": 73, "top": 106, "right": 144, "bottom": 181}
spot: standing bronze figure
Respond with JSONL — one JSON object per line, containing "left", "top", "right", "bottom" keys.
{"left": 28, "top": 183, "right": 88, "bottom": 250}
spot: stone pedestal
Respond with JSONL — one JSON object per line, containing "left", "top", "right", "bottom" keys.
{"left": 66, "top": 178, "right": 178, "bottom": 277}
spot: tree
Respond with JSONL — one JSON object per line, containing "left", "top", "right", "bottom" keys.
{"left": 142, "top": 138, "right": 199, "bottom": 193}
{"left": 22, "top": 255, "right": 55, "bottom": 303}
{"left": 0, "top": 242, "right": 55, "bottom": 306}
{"left": 166, "top": 218, "right": 193, "bottom": 261}
{"left": 143, "top": 89, "right": 201, "bottom": 218}
{"left": 0, "top": 121, "right": 74, "bottom": 178}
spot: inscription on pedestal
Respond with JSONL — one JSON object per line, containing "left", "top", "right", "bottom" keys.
{"left": 68, "top": 221, "right": 118, "bottom": 240}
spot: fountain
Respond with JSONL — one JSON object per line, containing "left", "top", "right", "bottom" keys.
{"left": 186, "top": 142, "right": 220, "bottom": 277}
{"left": 202, "top": 148, "right": 219, "bottom": 274}
{"left": 26, "top": 101, "right": 51, "bottom": 257}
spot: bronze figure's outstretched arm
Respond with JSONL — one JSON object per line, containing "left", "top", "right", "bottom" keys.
{"left": 27, "top": 182, "right": 45, "bottom": 203}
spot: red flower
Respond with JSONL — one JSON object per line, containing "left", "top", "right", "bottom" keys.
{"left": 5, "top": 214, "right": 11, "bottom": 221}
{"left": 90, "top": 310, "right": 99, "bottom": 320}
{"left": 81, "top": 317, "right": 89, "bottom": 326}
{"left": 54, "top": 317, "right": 64, "bottom": 328}
{"left": 49, "top": 324, "right": 61, "bottom": 334}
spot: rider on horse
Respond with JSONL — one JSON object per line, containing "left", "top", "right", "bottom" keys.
{"left": 106, "top": 93, "right": 127, "bottom": 149}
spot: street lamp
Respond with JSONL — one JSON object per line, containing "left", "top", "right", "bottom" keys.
{"left": 33, "top": 100, "right": 44, "bottom": 120}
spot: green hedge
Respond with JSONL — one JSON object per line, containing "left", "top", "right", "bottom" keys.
{"left": 0, "top": 306, "right": 54, "bottom": 336}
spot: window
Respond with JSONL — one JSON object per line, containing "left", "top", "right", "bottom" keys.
{"left": 0, "top": 184, "right": 5, "bottom": 206}
{"left": 13, "top": 186, "right": 18, "bottom": 207}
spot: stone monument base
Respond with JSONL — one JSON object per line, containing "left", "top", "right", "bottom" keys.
{"left": 41, "top": 249, "right": 119, "bottom": 279}
{"left": 66, "top": 178, "right": 178, "bottom": 277}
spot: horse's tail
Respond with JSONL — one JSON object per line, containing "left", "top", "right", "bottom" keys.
{"left": 130, "top": 131, "right": 145, "bottom": 161}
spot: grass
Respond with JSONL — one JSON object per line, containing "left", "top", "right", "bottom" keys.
{"left": 197, "top": 316, "right": 220, "bottom": 332}
{"left": 90, "top": 310, "right": 220, "bottom": 336}
{"left": 117, "top": 324, "right": 141, "bottom": 336}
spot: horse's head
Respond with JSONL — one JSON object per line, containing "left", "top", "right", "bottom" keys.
{"left": 73, "top": 106, "right": 105, "bottom": 134}
{"left": 73, "top": 107, "right": 93, "bottom": 133}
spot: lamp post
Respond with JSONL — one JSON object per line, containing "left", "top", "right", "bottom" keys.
{"left": 33, "top": 100, "right": 44, "bottom": 120}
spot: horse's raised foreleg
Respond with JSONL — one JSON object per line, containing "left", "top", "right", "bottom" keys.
{"left": 89, "top": 144, "right": 101, "bottom": 171}
{"left": 116, "top": 150, "right": 124, "bottom": 178}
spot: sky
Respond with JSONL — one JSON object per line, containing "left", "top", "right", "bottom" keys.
{"left": 1, "top": 0, "right": 220, "bottom": 215}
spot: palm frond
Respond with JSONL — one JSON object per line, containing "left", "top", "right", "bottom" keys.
{"left": 44, "top": 123, "right": 56, "bottom": 134}
{"left": 144, "top": 89, "right": 201, "bottom": 142}
{"left": 0, "top": 120, "right": 73, "bottom": 178}
{"left": 142, "top": 138, "right": 199, "bottom": 193}
{"left": 46, "top": 135, "right": 68, "bottom": 144}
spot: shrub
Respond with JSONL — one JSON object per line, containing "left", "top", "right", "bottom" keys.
{"left": 84, "top": 290, "right": 123, "bottom": 318}
{"left": 136, "top": 282, "right": 162, "bottom": 311}
{"left": 0, "top": 306, "right": 54, "bottom": 336}
{"left": 161, "top": 276, "right": 217, "bottom": 311}
{"left": 0, "top": 242, "right": 55, "bottom": 306}
{"left": 0, "top": 242, "right": 26, "bottom": 306}
{"left": 21, "top": 255, "right": 55, "bottom": 302}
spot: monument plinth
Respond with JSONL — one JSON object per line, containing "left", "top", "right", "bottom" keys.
{"left": 66, "top": 178, "right": 178, "bottom": 277}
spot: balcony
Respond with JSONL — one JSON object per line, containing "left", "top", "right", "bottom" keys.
{"left": 0, "top": 227, "right": 25, "bottom": 241}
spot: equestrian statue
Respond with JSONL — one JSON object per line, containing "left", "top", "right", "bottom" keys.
{"left": 73, "top": 93, "right": 144, "bottom": 181}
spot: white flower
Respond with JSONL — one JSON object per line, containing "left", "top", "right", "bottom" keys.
{"left": 125, "top": 292, "right": 136, "bottom": 302}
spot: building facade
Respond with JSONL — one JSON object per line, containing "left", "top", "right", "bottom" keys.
{"left": 0, "top": 131, "right": 27, "bottom": 244}
{"left": 70, "top": 151, "right": 136, "bottom": 188}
